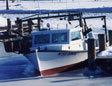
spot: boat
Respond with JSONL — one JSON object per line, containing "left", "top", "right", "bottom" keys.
{"left": 24, "top": 27, "right": 89, "bottom": 76}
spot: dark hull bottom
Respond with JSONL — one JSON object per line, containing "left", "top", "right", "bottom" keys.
{"left": 40, "top": 60, "right": 87, "bottom": 76}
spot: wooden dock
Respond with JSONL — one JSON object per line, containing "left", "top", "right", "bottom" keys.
{"left": 96, "top": 56, "right": 112, "bottom": 59}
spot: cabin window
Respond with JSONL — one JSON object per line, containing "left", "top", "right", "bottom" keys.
{"left": 35, "top": 34, "right": 50, "bottom": 44}
{"left": 71, "top": 31, "right": 81, "bottom": 41}
{"left": 52, "top": 32, "right": 67, "bottom": 43}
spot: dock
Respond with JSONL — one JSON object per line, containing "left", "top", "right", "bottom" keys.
{"left": 97, "top": 56, "right": 112, "bottom": 59}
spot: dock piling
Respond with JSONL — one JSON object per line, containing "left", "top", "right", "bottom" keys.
{"left": 38, "top": 18, "right": 41, "bottom": 31}
{"left": 88, "top": 38, "right": 96, "bottom": 71}
{"left": 98, "top": 34, "right": 106, "bottom": 52}
{"left": 7, "top": 19, "right": 12, "bottom": 35}
{"left": 28, "top": 19, "right": 33, "bottom": 33}
{"left": 16, "top": 17, "right": 23, "bottom": 34}
{"left": 108, "top": 30, "right": 112, "bottom": 46}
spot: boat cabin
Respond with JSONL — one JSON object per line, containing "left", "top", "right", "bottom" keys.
{"left": 31, "top": 28, "right": 86, "bottom": 51}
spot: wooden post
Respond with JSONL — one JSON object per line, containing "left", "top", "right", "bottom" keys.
{"left": 108, "top": 30, "right": 112, "bottom": 46}
{"left": 20, "top": 20, "right": 23, "bottom": 35}
{"left": 6, "top": 0, "right": 9, "bottom": 10}
{"left": 103, "top": 16, "right": 108, "bottom": 42}
{"left": 79, "top": 12, "right": 83, "bottom": 27}
{"left": 16, "top": 18, "right": 23, "bottom": 35}
{"left": 7, "top": 19, "right": 12, "bottom": 35}
{"left": 88, "top": 38, "right": 96, "bottom": 71}
{"left": 38, "top": 18, "right": 41, "bottom": 31}
{"left": 98, "top": 34, "right": 106, "bottom": 52}
{"left": 28, "top": 19, "right": 33, "bottom": 34}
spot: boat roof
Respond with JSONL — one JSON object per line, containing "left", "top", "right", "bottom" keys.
{"left": 32, "top": 27, "right": 82, "bottom": 35}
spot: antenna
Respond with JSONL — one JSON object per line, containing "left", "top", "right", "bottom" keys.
{"left": 37, "top": 0, "right": 41, "bottom": 14}
{"left": 65, "top": 0, "right": 68, "bottom": 29}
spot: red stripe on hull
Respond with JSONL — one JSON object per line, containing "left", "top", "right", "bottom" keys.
{"left": 40, "top": 61, "right": 86, "bottom": 76}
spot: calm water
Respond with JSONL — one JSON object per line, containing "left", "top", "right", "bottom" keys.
{"left": 0, "top": 43, "right": 38, "bottom": 80}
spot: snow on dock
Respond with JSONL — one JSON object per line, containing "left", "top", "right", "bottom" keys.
{"left": 97, "top": 46, "right": 112, "bottom": 59}
{"left": 0, "top": 16, "right": 7, "bottom": 27}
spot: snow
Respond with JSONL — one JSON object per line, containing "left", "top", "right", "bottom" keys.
{"left": 0, "top": 0, "right": 112, "bottom": 13}
{"left": 2, "top": 0, "right": 112, "bottom": 10}
{"left": 98, "top": 46, "right": 112, "bottom": 56}
{"left": 0, "top": 16, "right": 7, "bottom": 27}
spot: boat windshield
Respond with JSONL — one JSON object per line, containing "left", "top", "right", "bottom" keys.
{"left": 52, "top": 32, "right": 67, "bottom": 43}
{"left": 71, "top": 31, "right": 81, "bottom": 41}
{"left": 35, "top": 34, "right": 50, "bottom": 44}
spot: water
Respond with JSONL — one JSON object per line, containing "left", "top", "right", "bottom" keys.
{"left": 0, "top": 43, "right": 39, "bottom": 80}
{"left": 1, "top": 43, "right": 112, "bottom": 86}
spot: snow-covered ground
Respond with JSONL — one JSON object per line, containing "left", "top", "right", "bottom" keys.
{"left": 0, "top": 0, "right": 112, "bottom": 11}
{"left": 1, "top": 0, "right": 112, "bottom": 23}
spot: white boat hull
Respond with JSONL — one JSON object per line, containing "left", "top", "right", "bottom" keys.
{"left": 36, "top": 51, "right": 87, "bottom": 76}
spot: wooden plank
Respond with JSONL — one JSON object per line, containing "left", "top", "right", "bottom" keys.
{"left": 96, "top": 56, "right": 112, "bottom": 59}
{"left": 0, "top": 35, "right": 16, "bottom": 39}
{"left": 22, "top": 12, "right": 81, "bottom": 22}
{"left": 0, "top": 24, "right": 37, "bottom": 33}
